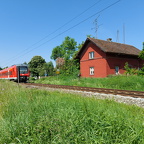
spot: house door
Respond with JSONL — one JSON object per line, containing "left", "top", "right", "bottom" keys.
{"left": 115, "top": 66, "right": 119, "bottom": 75}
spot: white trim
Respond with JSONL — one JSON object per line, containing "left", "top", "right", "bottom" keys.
{"left": 0, "top": 77, "right": 17, "bottom": 80}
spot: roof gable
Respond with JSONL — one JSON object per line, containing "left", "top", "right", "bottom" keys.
{"left": 76, "top": 38, "right": 141, "bottom": 58}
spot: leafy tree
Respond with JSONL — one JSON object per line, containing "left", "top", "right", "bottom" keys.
{"left": 72, "top": 41, "right": 84, "bottom": 59}
{"left": 46, "top": 61, "right": 54, "bottom": 76}
{"left": 139, "top": 42, "right": 144, "bottom": 60}
{"left": 50, "top": 36, "right": 84, "bottom": 76}
{"left": 23, "top": 62, "right": 28, "bottom": 65}
{"left": 39, "top": 61, "right": 54, "bottom": 76}
{"left": 60, "top": 59, "right": 79, "bottom": 76}
{"left": 50, "top": 46, "right": 64, "bottom": 60}
{"left": 28, "top": 56, "right": 46, "bottom": 77}
{"left": 62, "top": 36, "right": 77, "bottom": 59}
{"left": 51, "top": 36, "right": 77, "bottom": 61}
{"left": 0, "top": 67, "right": 2, "bottom": 70}
{"left": 137, "top": 42, "right": 144, "bottom": 75}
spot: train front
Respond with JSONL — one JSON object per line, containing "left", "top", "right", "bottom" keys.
{"left": 19, "top": 65, "right": 30, "bottom": 82}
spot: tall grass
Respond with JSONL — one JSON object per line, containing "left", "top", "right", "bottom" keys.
{"left": 35, "top": 75, "right": 144, "bottom": 91}
{"left": 0, "top": 80, "right": 144, "bottom": 143}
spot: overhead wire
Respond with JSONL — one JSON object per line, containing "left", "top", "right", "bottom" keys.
{"left": 2, "top": 0, "right": 121, "bottom": 67}
{"left": 2, "top": 0, "right": 103, "bottom": 67}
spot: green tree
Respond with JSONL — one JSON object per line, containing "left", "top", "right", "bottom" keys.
{"left": 0, "top": 67, "right": 2, "bottom": 70}
{"left": 40, "top": 61, "right": 54, "bottom": 76}
{"left": 50, "top": 36, "right": 83, "bottom": 76}
{"left": 51, "top": 36, "right": 77, "bottom": 61}
{"left": 72, "top": 41, "right": 84, "bottom": 58}
{"left": 28, "top": 56, "right": 46, "bottom": 77}
{"left": 60, "top": 59, "right": 79, "bottom": 76}
{"left": 50, "top": 46, "right": 64, "bottom": 60}
{"left": 23, "top": 62, "right": 28, "bottom": 65}
{"left": 62, "top": 36, "right": 77, "bottom": 59}
{"left": 139, "top": 42, "right": 144, "bottom": 60}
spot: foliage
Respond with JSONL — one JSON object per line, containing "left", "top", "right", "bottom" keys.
{"left": 50, "top": 45, "right": 63, "bottom": 60}
{"left": 0, "top": 80, "right": 144, "bottom": 143}
{"left": 23, "top": 62, "right": 28, "bottom": 65}
{"left": 59, "top": 59, "right": 80, "bottom": 76}
{"left": 45, "top": 61, "right": 54, "bottom": 76}
{"left": 62, "top": 36, "right": 77, "bottom": 59}
{"left": 50, "top": 36, "right": 84, "bottom": 76}
{"left": 0, "top": 67, "right": 2, "bottom": 70}
{"left": 124, "top": 62, "right": 138, "bottom": 75}
{"left": 137, "top": 66, "right": 144, "bottom": 76}
{"left": 139, "top": 42, "right": 144, "bottom": 60}
{"left": 39, "top": 61, "right": 54, "bottom": 76}
{"left": 51, "top": 36, "right": 78, "bottom": 61}
{"left": 124, "top": 62, "right": 144, "bottom": 76}
{"left": 28, "top": 56, "right": 46, "bottom": 77}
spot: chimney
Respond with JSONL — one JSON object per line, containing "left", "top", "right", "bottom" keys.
{"left": 107, "top": 38, "right": 112, "bottom": 42}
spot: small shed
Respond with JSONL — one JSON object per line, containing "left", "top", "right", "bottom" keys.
{"left": 76, "top": 38, "right": 143, "bottom": 78}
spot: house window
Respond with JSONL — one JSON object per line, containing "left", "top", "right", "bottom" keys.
{"left": 115, "top": 66, "right": 119, "bottom": 75}
{"left": 89, "top": 51, "right": 94, "bottom": 59}
{"left": 90, "top": 67, "right": 94, "bottom": 75}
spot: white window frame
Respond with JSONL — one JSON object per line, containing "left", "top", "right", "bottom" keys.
{"left": 89, "top": 51, "right": 94, "bottom": 59}
{"left": 90, "top": 67, "right": 94, "bottom": 75}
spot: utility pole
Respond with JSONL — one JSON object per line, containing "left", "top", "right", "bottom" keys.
{"left": 116, "top": 30, "right": 119, "bottom": 43}
{"left": 92, "top": 15, "right": 102, "bottom": 39}
{"left": 123, "top": 23, "right": 125, "bottom": 44}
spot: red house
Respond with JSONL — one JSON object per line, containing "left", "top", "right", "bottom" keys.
{"left": 76, "top": 38, "right": 143, "bottom": 78}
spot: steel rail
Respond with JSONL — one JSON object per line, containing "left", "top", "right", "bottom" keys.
{"left": 22, "top": 83, "right": 144, "bottom": 99}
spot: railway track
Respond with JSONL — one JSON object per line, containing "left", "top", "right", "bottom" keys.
{"left": 22, "top": 83, "right": 144, "bottom": 99}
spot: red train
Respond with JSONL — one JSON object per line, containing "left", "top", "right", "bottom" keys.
{"left": 0, "top": 64, "right": 30, "bottom": 82}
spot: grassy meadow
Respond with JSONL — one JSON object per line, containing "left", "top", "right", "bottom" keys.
{"left": 0, "top": 80, "right": 144, "bottom": 143}
{"left": 35, "top": 75, "right": 144, "bottom": 91}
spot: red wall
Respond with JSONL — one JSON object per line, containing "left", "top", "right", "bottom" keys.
{"left": 80, "top": 43, "right": 107, "bottom": 78}
{"left": 80, "top": 42, "right": 143, "bottom": 78}
{"left": 106, "top": 56, "right": 140, "bottom": 75}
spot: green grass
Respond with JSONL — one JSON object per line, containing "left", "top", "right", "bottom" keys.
{"left": 35, "top": 75, "right": 144, "bottom": 91}
{"left": 0, "top": 80, "right": 144, "bottom": 143}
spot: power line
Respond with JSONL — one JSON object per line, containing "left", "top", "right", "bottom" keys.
{"left": 123, "top": 23, "right": 125, "bottom": 44}
{"left": 116, "top": 30, "right": 119, "bottom": 42}
{"left": 2, "top": 0, "right": 103, "bottom": 67}
{"left": 2, "top": 0, "right": 121, "bottom": 67}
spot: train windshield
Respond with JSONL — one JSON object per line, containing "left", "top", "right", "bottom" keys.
{"left": 20, "top": 66, "right": 28, "bottom": 74}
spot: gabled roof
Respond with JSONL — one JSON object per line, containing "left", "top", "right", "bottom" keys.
{"left": 76, "top": 38, "right": 141, "bottom": 58}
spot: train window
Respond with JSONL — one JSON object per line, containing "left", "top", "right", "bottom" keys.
{"left": 8, "top": 71, "right": 12, "bottom": 75}
{"left": 19, "top": 66, "right": 28, "bottom": 74}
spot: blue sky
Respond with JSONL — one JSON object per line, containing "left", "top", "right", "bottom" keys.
{"left": 0, "top": 0, "right": 144, "bottom": 68}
